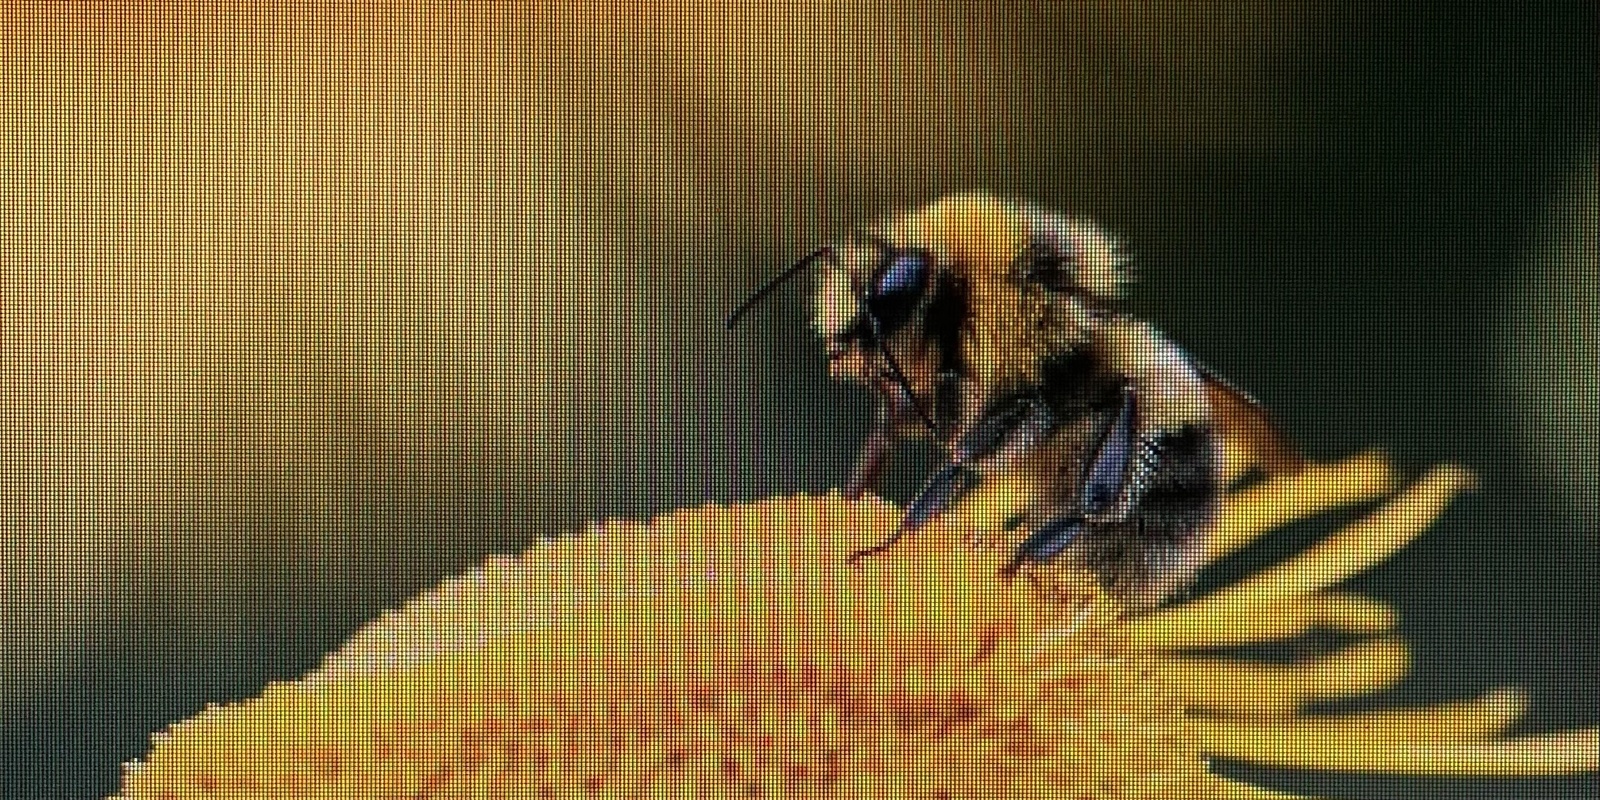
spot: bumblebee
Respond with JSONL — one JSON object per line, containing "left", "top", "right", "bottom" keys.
{"left": 728, "top": 193, "right": 1301, "bottom": 606}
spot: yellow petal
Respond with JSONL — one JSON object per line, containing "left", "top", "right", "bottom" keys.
{"left": 1200, "top": 723, "right": 1599, "bottom": 777}
{"left": 1195, "top": 464, "right": 1476, "bottom": 611}
{"left": 1161, "top": 636, "right": 1411, "bottom": 716}
{"left": 118, "top": 495, "right": 1218, "bottom": 798}
{"left": 1207, "top": 451, "right": 1398, "bottom": 562}
{"left": 1117, "top": 591, "right": 1396, "bottom": 651}
{"left": 1199, "top": 687, "right": 1526, "bottom": 750}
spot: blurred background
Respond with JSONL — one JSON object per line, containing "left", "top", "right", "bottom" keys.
{"left": 1, "top": 3, "right": 1594, "bottom": 797}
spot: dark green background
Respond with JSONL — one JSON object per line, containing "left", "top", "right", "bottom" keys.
{"left": 6, "top": 5, "right": 1596, "bottom": 798}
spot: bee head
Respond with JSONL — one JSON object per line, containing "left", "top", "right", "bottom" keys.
{"left": 815, "top": 195, "right": 1127, "bottom": 341}
{"left": 726, "top": 193, "right": 1128, "bottom": 426}
{"left": 815, "top": 235, "right": 932, "bottom": 352}
{"left": 809, "top": 234, "right": 953, "bottom": 413}
{"left": 725, "top": 238, "right": 941, "bottom": 428}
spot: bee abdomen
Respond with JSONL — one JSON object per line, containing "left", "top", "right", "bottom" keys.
{"left": 1128, "top": 424, "right": 1218, "bottom": 541}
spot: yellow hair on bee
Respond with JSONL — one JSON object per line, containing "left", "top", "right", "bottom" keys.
{"left": 811, "top": 264, "right": 857, "bottom": 337}
{"left": 1039, "top": 210, "right": 1127, "bottom": 300}
{"left": 1097, "top": 317, "right": 1210, "bottom": 427}
{"left": 885, "top": 192, "right": 1027, "bottom": 284}
{"left": 806, "top": 193, "right": 1133, "bottom": 401}
{"left": 875, "top": 193, "right": 1116, "bottom": 388}
{"left": 885, "top": 193, "right": 1130, "bottom": 300}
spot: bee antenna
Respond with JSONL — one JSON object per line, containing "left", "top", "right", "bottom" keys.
{"left": 725, "top": 245, "right": 837, "bottom": 329}
{"left": 866, "top": 311, "right": 938, "bottom": 432}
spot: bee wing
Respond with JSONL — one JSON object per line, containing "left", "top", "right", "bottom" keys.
{"left": 1199, "top": 369, "right": 1305, "bottom": 482}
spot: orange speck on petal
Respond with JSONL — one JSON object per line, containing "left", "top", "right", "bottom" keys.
{"left": 116, "top": 455, "right": 1597, "bottom": 798}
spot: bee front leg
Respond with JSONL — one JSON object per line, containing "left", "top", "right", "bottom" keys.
{"left": 843, "top": 402, "right": 899, "bottom": 499}
{"left": 1003, "top": 515, "right": 1087, "bottom": 576}
{"left": 843, "top": 419, "right": 893, "bottom": 500}
{"left": 847, "top": 393, "right": 1042, "bottom": 563}
{"left": 846, "top": 463, "right": 979, "bottom": 562}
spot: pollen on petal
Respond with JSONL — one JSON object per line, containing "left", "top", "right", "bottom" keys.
{"left": 116, "top": 458, "right": 1597, "bottom": 798}
{"left": 117, "top": 493, "right": 1224, "bottom": 798}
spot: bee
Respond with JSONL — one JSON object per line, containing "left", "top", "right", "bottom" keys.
{"left": 727, "top": 193, "right": 1302, "bottom": 607}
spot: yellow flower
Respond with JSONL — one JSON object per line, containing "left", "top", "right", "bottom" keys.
{"left": 117, "top": 453, "right": 1596, "bottom": 798}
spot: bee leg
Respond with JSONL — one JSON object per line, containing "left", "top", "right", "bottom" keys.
{"left": 999, "top": 392, "right": 1132, "bottom": 578}
{"left": 846, "top": 393, "right": 1039, "bottom": 563}
{"left": 1014, "top": 369, "right": 1217, "bottom": 604}
{"left": 843, "top": 403, "right": 900, "bottom": 499}
{"left": 950, "top": 392, "right": 1037, "bottom": 463}
{"left": 904, "top": 463, "right": 981, "bottom": 529}
{"left": 846, "top": 463, "right": 979, "bottom": 562}
{"left": 1078, "top": 390, "right": 1138, "bottom": 517}
{"left": 843, "top": 424, "right": 894, "bottom": 500}
{"left": 1001, "top": 516, "right": 1087, "bottom": 577}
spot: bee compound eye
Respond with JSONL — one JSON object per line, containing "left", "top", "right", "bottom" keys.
{"left": 874, "top": 251, "right": 928, "bottom": 300}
